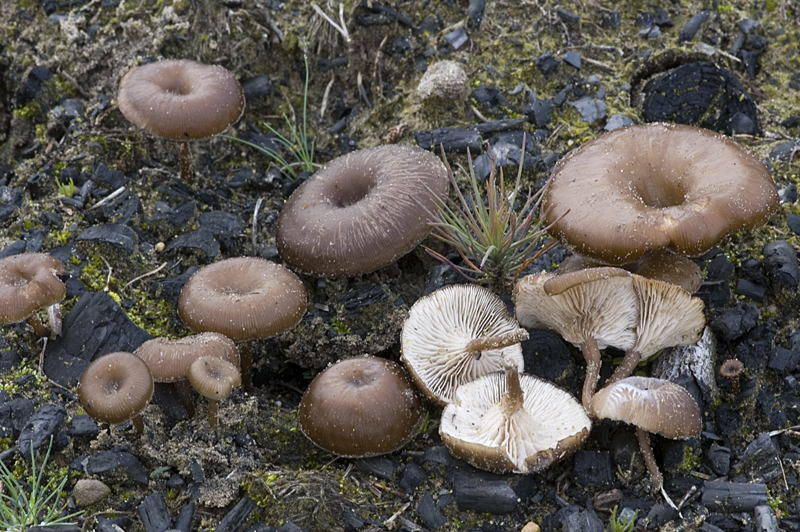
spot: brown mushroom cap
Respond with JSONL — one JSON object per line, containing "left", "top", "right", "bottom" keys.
{"left": 591, "top": 377, "right": 701, "bottom": 439}
{"left": 298, "top": 355, "right": 423, "bottom": 458}
{"left": 401, "top": 284, "right": 526, "bottom": 406}
{"left": 133, "top": 333, "right": 239, "bottom": 382}
{"left": 118, "top": 59, "right": 245, "bottom": 141}
{"left": 188, "top": 355, "right": 241, "bottom": 400}
{"left": 719, "top": 359, "right": 744, "bottom": 379}
{"left": 439, "top": 364, "right": 591, "bottom": 474}
{"left": 0, "top": 253, "right": 65, "bottom": 324}
{"left": 276, "top": 144, "right": 449, "bottom": 277}
{"left": 177, "top": 257, "right": 306, "bottom": 342}
{"left": 543, "top": 123, "right": 779, "bottom": 264}
{"left": 78, "top": 352, "right": 154, "bottom": 425}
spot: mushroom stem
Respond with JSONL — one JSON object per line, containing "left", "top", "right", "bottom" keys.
{"left": 465, "top": 328, "right": 529, "bottom": 356}
{"left": 47, "top": 303, "right": 62, "bottom": 338}
{"left": 26, "top": 313, "right": 50, "bottom": 338}
{"left": 179, "top": 141, "right": 193, "bottom": 181}
{"left": 607, "top": 349, "right": 642, "bottom": 385}
{"left": 174, "top": 380, "right": 196, "bottom": 419}
{"left": 207, "top": 399, "right": 219, "bottom": 429}
{"left": 580, "top": 336, "right": 602, "bottom": 413}
{"left": 239, "top": 340, "right": 253, "bottom": 387}
{"left": 501, "top": 363, "right": 524, "bottom": 416}
{"left": 131, "top": 414, "right": 145, "bottom": 434}
{"left": 636, "top": 427, "right": 662, "bottom": 494}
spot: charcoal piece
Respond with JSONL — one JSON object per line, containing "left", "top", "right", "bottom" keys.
{"left": 27, "top": 527, "right": 80, "bottom": 532}
{"left": 444, "top": 27, "right": 468, "bottom": 50}
{"left": 417, "top": 491, "right": 447, "bottom": 528}
{"left": 730, "top": 111, "right": 757, "bottom": 135}
{"left": 654, "top": 7, "right": 672, "bottom": 27}
{"left": 87, "top": 449, "right": 149, "bottom": 484}
{"left": 788, "top": 213, "right": 800, "bottom": 235}
{"left": 735, "top": 278, "right": 767, "bottom": 301}
{"left": 93, "top": 162, "right": 127, "bottom": 190}
{"left": 76, "top": 223, "right": 137, "bottom": 254}
{"left": 451, "top": 465, "right": 518, "bottom": 514}
{"left": 215, "top": 497, "right": 255, "bottom": 532}
{"left": 554, "top": 8, "right": 579, "bottom": 23}
{"left": 641, "top": 62, "right": 759, "bottom": 135}
{"left": 563, "top": 51, "right": 581, "bottom": 69}
{"left": 534, "top": 51, "right": 560, "bottom": 76}
{"left": 570, "top": 96, "right": 607, "bottom": 123}
{"left": 769, "top": 346, "right": 799, "bottom": 372}
{"left": 0, "top": 240, "right": 26, "bottom": 259}
{"left": 342, "top": 508, "right": 364, "bottom": 531}
{"left": 151, "top": 266, "right": 199, "bottom": 305}
{"left": 241, "top": 75, "right": 270, "bottom": 101}
{"left": 165, "top": 229, "right": 219, "bottom": 256}
{"left": 706, "top": 443, "right": 731, "bottom": 476}
{"left": 637, "top": 12, "right": 654, "bottom": 28}
{"left": 710, "top": 302, "right": 759, "bottom": 341}
{"left": 243, "top": 524, "right": 276, "bottom": 532}
{"left": 16, "top": 65, "right": 53, "bottom": 106}
{"left": 701, "top": 481, "right": 767, "bottom": 512}
{"left": 198, "top": 211, "right": 243, "bottom": 237}
{"left": 471, "top": 85, "right": 514, "bottom": 115}
{"left": 522, "top": 329, "right": 572, "bottom": 383}
{"left": 423, "top": 445, "right": 453, "bottom": 467}
{"left": 524, "top": 96, "right": 555, "bottom": 127}
{"left": 646, "top": 503, "right": 680, "bottom": 529}
{"left": 0, "top": 186, "right": 24, "bottom": 221}
{"left": 679, "top": 11, "right": 710, "bottom": 42}
{"left": 471, "top": 140, "right": 540, "bottom": 182}
{"left": 605, "top": 114, "right": 634, "bottom": 131}
{"left": 734, "top": 326, "right": 774, "bottom": 370}
{"left": 153, "top": 200, "right": 195, "bottom": 226}
{"left": 336, "top": 284, "right": 388, "bottom": 317}
{"left": 754, "top": 505, "right": 780, "bottom": 532}
{"left": 190, "top": 462, "right": 205, "bottom": 482}
{"left": 68, "top": 414, "right": 100, "bottom": 438}
{"left": 469, "top": 118, "right": 527, "bottom": 135}
{"left": 138, "top": 493, "right": 171, "bottom": 532}
{"left": 573, "top": 451, "right": 613, "bottom": 487}
{"left": 770, "top": 139, "right": 800, "bottom": 161}
{"left": 610, "top": 427, "right": 645, "bottom": 480}
{"left": 741, "top": 433, "right": 782, "bottom": 483}
{"left": 764, "top": 240, "right": 800, "bottom": 293}
{"left": 15, "top": 403, "right": 66, "bottom": 460}
{"left": 276, "top": 521, "right": 302, "bottom": 532}
{"left": 400, "top": 462, "right": 429, "bottom": 493}
{"left": 467, "top": 0, "right": 485, "bottom": 29}
{"left": 414, "top": 128, "right": 482, "bottom": 154}
{"left": 174, "top": 502, "right": 195, "bottom": 532}
{"left": 355, "top": 456, "right": 396, "bottom": 480}
{"left": 739, "top": 50, "right": 760, "bottom": 80}
{"left": 561, "top": 505, "right": 603, "bottom": 532}
{"left": 603, "top": 12, "right": 621, "bottom": 28}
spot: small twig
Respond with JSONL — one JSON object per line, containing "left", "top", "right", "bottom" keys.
{"left": 38, "top": 337, "right": 48, "bottom": 377}
{"left": 252, "top": 197, "right": 264, "bottom": 256}
{"left": 581, "top": 56, "right": 616, "bottom": 74}
{"left": 319, "top": 74, "right": 335, "bottom": 121}
{"left": 122, "top": 262, "right": 168, "bottom": 291}
{"left": 357, "top": 72, "right": 370, "bottom": 107}
{"left": 469, "top": 103, "right": 489, "bottom": 122}
{"left": 89, "top": 186, "right": 126, "bottom": 210}
{"left": 384, "top": 502, "right": 411, "bottom": 526}
{"left": 59, "top": 70, "right": 92, "bottom": 99}
{"left": 311, "top": 2, "right": 351, "bottom": 43}
{"left": 372, "top": 35, "right": 388, "bottom": 86}
{"left": 677, "top": 485, "right": 697, "bottom": 510}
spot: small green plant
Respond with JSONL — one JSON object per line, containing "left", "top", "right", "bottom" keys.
{"left": 55, "top": 177, "right": 75, "bottom": 198}
{"left": 608, "top": 506, "right": 638, "bottom": 532}
{"left": 225, "top": 55, "right": 315, "bottom": 180}
{"left": 0, "top": 436, "right": 83, "bottom": 530}
{"left": 425, "top": 137, "right": 553, "bottom": 292}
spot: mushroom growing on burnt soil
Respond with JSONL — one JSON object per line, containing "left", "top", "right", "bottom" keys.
{"left": 188, "top": 355, "right": 241, "bottom": 429}
{"left": 0, "top": 253, "right": 66, "bottom": 339}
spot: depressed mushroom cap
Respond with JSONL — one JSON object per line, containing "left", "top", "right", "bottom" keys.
{"left": 0, "top": 253, "right": 65, "bottom": 324}
{"left": 401, "top": 284, "right": 525, "bottom": 405}
{"left": 133, "top": 333, "right": 239, "bottom": 383}
{"left": 298, "top": 355, "right": 423, "bottom": 458}
{"left": 439, "top": 368, "right": 591, "bottom": 474}
{"left": 276, "top": 144, "right": 449, "bottom": 277}
{"left": 177, "top": 257, "right": 306, "bottom": 342}
{"left": 118, "top": 59, "right": 245, "bottom": 140}
{"left": 513, "top": 269, "right": 638, "bottom": 351}
{"left": 719, "top": 359, "right": 744, "bottom": 379}
{"left": 544, "top": 123, "right": 779, "bottom": 264}
{"left": 591, "top": 376, "right": 701, "bottom": 439}
{"left": 78, "top": 351, "right": 154, "bottom": 425}
{"left": 188, "top": 356, "right": 241, "bottom": 400}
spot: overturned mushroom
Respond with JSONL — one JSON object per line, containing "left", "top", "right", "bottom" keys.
{"left": 591, "top": 377, "right": 701, "bottom": 502}
{"left": 544, "top": 123, "right": 780, "bottom": 264}
{"left": 440, "top": 361, "right": 591, "bottom": 474}
{"left": 298, "top": 356, "right": 423, "bottom": 457}
{"left": 401, "top": 284, "right": 527, "bottom": 405}
{"left": 0, "top": 253, "right": 66, "bottom": 338}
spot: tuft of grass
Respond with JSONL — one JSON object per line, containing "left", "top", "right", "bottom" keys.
{"left": 225, "top": 55, "right": 315, "bottom": 180}
{"left": 424, "top": 136, "right": 554, "bottom": 292}
{"left": 55, "top": 177, "right": 75, "bottom": 198}
{"left": 608, "top": 506, "right": 638, "bottom": 532}
{"left": 0, "top": 436, "right": 83, "bottom": 531}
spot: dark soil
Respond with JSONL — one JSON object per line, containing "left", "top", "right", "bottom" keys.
{"left": 1, "top": 1, "right": 800, "bottom": 532}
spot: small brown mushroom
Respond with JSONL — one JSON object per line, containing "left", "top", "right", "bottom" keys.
{"left": 439, "top": 362, "right": 591, "bottom": 473}
{"left": 133, "top": 333, "right": 239, "bottom": 418}
{"left": 719, "top": 359, "right": 744, "bottom": 396}
{"left": 0, "top": 253, "right": 66, "bottom": 338}
{"left": 118, "top": 59, "right": 245, "bottom": 181}
{"left": 187, "top": 355, "right": 241, "bottom": 428}
{"left": 78, "top": 352, "right": 154, "bottom": 433}
{"left": 298, "top": 355, "right": 423, "bottom": 458}
{"left": 177, "top": 257, "right": 306, "bottom": 386}
{"left": 401, "top": 284, "right": 527, "bottom": 406}
{"left": 543, "top": 123, "right": 780, "bottom": 264}
{"left": 276, "top": 144, "right": 449, "bottom": 277}
{"left": 591, "top": 377, "right": 701, "bottom": 502}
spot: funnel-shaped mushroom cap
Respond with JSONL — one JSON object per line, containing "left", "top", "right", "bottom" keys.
{"left": 276, "top": 144, "right": 449, "bottom": 277}
{"left": 118, "top": 59, "right": 245, "bottom": 140}
{"left": 298, "top": 356, "right": 423, "bottom": 458}
{"left": 440, "top": 365, "right": 591, "bottom": 474}
{"left": 178, "top": 257, "right": 306, "bottom": 342}
{"left": 401, "top": 284, "right": 526, "bottom": 405}
{"left": 133, "top": 333, "right": 239, "bottom": 383}
{"left": 0, "top": 253, "right": 65, "bottom": 324}
{"left": 591, "top": 377, "right": 701, "bottom": 439}
{"left": 78, "top": 352, "right": 154, "bottom": 425}
{"left": 188, "top": 356, "right": 241, "bottom": 400}
{"left": 513, "top": 269, "right": 637, "bottom": 352}
{"left": 544, "top": 123, "right": 779, "bottom": 264}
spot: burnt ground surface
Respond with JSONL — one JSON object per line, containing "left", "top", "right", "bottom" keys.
{"left": 1, "top": 0, "right": 800, "bottom": 531}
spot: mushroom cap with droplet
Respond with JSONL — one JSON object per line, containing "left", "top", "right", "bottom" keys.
{"left": 177, "top": 257, "right": 306, "bottom": 342}
{"left": 133, "top": 333, "right": 239, "bottom": 383}
{"left": 298, "top": 355, "right": 423, "bottom": 458}
{"left": 0, "top": 253, "right": 65, "bottom": 324}
{"left": 78, "top": 352, "right": 154, "bottom": 425}
{"left": 591, "top": 376, "right": 701, "bottom": 439}
{"left": 401, "top": 284, "right": 525, "bottom": 405}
